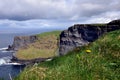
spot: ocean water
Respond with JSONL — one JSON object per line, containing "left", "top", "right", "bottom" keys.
{"left": 0, "top": 33, "right": 27, "bottom": 80}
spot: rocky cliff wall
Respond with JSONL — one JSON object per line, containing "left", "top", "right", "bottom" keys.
{"left": 9, "top": 35, "right": 38, "bottom": 50}
{"left": 59, "top": 20, "right": 120, "bottom": 55}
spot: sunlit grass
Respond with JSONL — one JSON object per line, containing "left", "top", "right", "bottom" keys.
{"left": 16, "top": 47, "right": 56, "bottom": 60}
{"left": 36, "top": 31, "right": 61, "bottom": 38}
{"left": 15, "top": 30, "right": 120, "bottom": 80}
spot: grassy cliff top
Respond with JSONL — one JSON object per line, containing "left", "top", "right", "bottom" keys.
{"left": 15, "top": 30, "right": 120, "bottom": 80}
{"left": 15, "top": 31, "right": 61, "bottom": 60}
{"left": 36, "top": 31, "right": 61, "bottom": 38}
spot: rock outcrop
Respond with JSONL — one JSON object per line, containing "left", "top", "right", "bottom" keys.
{"left": 108, "top": 19, "right": 120, "bottom": 25}
{"left": 9, "top": 35, "right": 38, "bottom": 50}
{"left": 59, "top": 20, "right": 120, "bottom": 55}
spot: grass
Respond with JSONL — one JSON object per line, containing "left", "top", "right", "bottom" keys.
{"left": 15, "top": 30, "right": 120, "bottom": 80}
{"left": 36, "top": 31, "right": 61, "bottom": 38}
{"left": 15, "top": 31, "right": 61, "bottom": 60}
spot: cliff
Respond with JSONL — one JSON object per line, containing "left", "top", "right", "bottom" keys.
{"left": 59, "top": 19, "right": 120, "bottom": 55}
{"left": 8, "top": 35, "right": 38, "bottom": 50}
{"left": 10, "top": 31, "right": 60, "bottom": 63}
{"left": 9, "top": 20, "right": 120, "bottom": 62}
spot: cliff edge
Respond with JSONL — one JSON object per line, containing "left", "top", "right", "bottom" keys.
{"left": 59, "top": 19, "right": 120, "bottom": 55}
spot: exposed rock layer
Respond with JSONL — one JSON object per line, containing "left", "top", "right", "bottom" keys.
{"left": 59, "top": 20, "right": 120, "bottom": 55}
{"left": 8, "top": 35, "right": 38, "bottom": 50}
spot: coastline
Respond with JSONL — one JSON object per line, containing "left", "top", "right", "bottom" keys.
{"left": 11, "top": 53, "right": 53, "bottom": 65}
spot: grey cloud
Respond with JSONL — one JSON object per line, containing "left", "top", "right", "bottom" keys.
{"left": 0, "top": 0, "right": 74, "bottom": 20}
{"left": 0, "top": 0, "right": 119, "bottom": 22}
{"left": 84, "top": 11, "right": 120, "bottom": 23}
{"left": 75, "top": 0, "right": 120, "bottom": 17}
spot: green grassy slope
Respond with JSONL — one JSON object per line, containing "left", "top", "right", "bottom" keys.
{"left": 15, "top": 31, "right": 61, "bottom": 60}
{"left": 15, "top": 30, "right": 120, "bottom": 80}
{"left": 36, "top": 31, "right": 61, "bottom": 38}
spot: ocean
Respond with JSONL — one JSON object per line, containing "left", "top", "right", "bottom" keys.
{"left": 0, "top": 33, "right": 27, "bottom": 80}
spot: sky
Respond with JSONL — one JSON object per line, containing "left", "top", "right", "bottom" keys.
{"left": 0, "top": 0, "right": 120, "bottom": 32}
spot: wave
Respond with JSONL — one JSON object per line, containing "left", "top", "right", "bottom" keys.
{"left": 0, "top": 56, "right": 11, "bottom": 65}
{"left": 0, "top": 57, "right": 12, "bottom": 65}
{"left": 1, "top": 50, "right": 15, "bottom": 53}
{"left": 0, "top": 47, "right": 8, "bottom": 51}
{"left": 0, "top": 47, "right": 15, "bottom": 53}
{"left": 6, "top": 62, "right": 21, "bottom": 65}
{"left": 0, "top": 56, "right": 22, "bottom": 66}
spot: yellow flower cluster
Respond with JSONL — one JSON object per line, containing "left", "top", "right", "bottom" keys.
{"left": 86, "top": 49, "right": 91, "bottom": 53}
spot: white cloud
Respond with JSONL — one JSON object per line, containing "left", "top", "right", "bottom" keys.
{"left": 85, "top": 11, "right": 120, "bottom": 23}
{"left": 0, "top": 0, "right": 119, "bottom": 29}
{"left": 0, "top": 0, "right": 119, "bottom": 21}
{"left": 0, "top": 19, "right": 73, "bottom": 29}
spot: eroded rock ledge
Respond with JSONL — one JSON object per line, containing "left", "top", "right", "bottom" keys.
{"left": 59, "top": 19, "right": 120, "bottom": 55}
{"left": 8, "top": 35, "right": 38, "bottom": 50}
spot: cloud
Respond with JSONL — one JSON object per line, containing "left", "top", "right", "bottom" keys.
{"left": 0, "top": 19, "right": 74, "bottom": 30}
{"left": 0, "top": 0, "right": 119, "bottom": 21}
{"left": 84, "top": 11, "right": 120, "bottom": 23}
{"left": 0, "top": 11, "right": 120, "bottom": 31}
{"left": 0, "top": 0, "right": 119, "bottom": 30}
{"left": 0, "top": 0, "right": 74, "bottom": 20}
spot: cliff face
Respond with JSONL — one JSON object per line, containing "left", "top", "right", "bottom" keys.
{"left": 59, "top": 20, "right": 120, "bottom": 55}
{"left": 10, "top": 31, "right": 60, "bottom": 63}
{"left": 11, "top": 35, "right": 38, "bottom": 50}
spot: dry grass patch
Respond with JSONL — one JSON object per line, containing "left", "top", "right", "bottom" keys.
{"left": 15, "top": 31, "right": 61, "bottom": 60}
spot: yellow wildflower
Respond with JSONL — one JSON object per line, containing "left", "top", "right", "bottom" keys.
{"left": 86, "top": 49, "right": 91, "bottom": 53}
